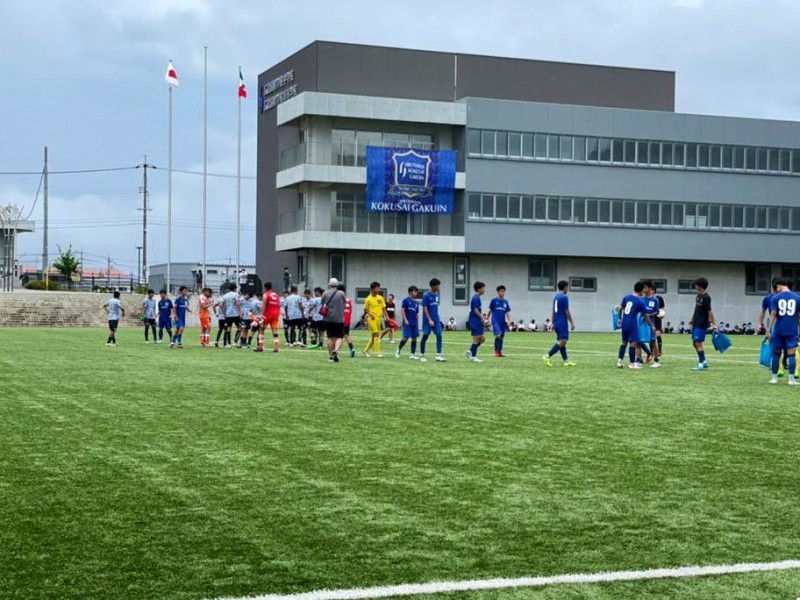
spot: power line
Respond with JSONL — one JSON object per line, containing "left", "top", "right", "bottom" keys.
{"left": 0, "top": 166, "right": 138, "bottom": 175}
{"left": 160, "top": 167, "right": 256, "bottom": 180}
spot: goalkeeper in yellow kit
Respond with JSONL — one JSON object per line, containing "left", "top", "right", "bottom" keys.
{"left": 363, "top": 281, "right": 389, "bottom": 358}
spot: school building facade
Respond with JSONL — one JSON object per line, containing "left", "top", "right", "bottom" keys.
{"left": 256, "top": 41, "right": 800, "bottom": 330}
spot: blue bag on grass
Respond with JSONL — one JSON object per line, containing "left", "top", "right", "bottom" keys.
{"left": 759, "top": 338, "right": 772, "bottom": 368}
{"left": 611, "top": 306, "right": 620, "bottom": 330}
{"left": 711, "top": 331, "right": 732, "bottom": 353}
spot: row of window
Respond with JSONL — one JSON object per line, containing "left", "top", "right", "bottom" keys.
{"left": 468, "top": 193, "right": 800, "bottom": 233}
{"left": 467, "top": 129, "right": 800, "bottom": 176}
{"left": 331, "top": 129, "right": 435, "bottom": 167}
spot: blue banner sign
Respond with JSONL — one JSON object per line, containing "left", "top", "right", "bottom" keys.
{"left": 366, "top": 147, "right": 456, "bottom": 213}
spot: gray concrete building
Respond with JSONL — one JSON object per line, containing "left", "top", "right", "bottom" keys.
{"left": 257, "top": 41, "right": 800, "bottom": 330}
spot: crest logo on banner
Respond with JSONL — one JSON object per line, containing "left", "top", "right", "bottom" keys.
{"left": 366, "top": 147, "right": 456, "bottom": 214}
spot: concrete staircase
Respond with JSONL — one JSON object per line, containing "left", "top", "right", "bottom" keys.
{"left": 0, "top": 291, "right": 147, "bottom": 328}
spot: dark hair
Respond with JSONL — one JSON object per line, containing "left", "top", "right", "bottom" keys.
{"left": 429, "top": 278, "right": 440, "bottom": 287}
{"left": 337, "top": 284, "right": 346, "bottom": 292}
{"left": 370, "top": 281, "right": 381, "bottom": 290}
{"left": 557, "top": 280, "right": 568, "bottom": 291}
{"left": 229, "top": 283, "right": 237, "bottom": 291}
{"left": 408, "top": 285, "right": 419, "bottom": 293}
{"left": 314, "top": 287, "right": 324, "bottom": 294}
{"left": 642, "top": 280, "right": 654, "bottom": 289}
{"left": 496, "top": 284, "right": 506, "bottom": 292}
{"left": 264, "top": 281, "right": 272, "bottom": 290}
{"left": 179, "top": 286, "right": 188, "bottom": 292}
{"left": 290, "top": 285, "right": 298, "bottom": 293}
{"left": 113, "top": 291, "right": 120, "bottom": 298}
{"left": 776, "top": 277, "right": 792, "bottom": 288}
{"left": 303, "top": 289, "right": 311, "bottom": 295}
{"left": 473, "top": 281, "right": 485, "bottom": 292}
{"left": 694, "top": 277, "right": 709, "bottom": 290}
{"left": 147, "top": 288, "right": 155, "bottom": 294}
{"left": 159, "top": 289, "right": 167, "bottom": 294}
{"left": 634, "top": 281, "right": 645, "bottom": 293}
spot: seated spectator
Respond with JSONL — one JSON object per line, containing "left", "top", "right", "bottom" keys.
{"left": 679, "top": 321, "right": 688, "bottom": 334}
{"left": 508, "top": 321, "right": 518, "bottom": 332}
{"left": 445, "top": 317, "right": 458, "bottom": 331}
{"left": 528, "top": 319, "right": 539, "bottom": 332}
{"left": 544, "top": 318, "right": 553, "bottom": 332}
{"left": 517, "top": 319, "right": 526, "bottom": 332}
{"left": 664, "top": 321, "right": 674, "bottom": 334}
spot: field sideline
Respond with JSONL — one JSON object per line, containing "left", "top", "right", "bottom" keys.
{"left": 1, "top": 328, "right": 799, "bottom": 600}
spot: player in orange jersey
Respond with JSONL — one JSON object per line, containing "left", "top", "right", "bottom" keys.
{"left": 198, "top": 287, "right": 213, "bottom": 346}
{"left": 257, "top": 281, "right": 282, "bottom": 353}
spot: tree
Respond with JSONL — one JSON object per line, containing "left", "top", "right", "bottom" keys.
{"left": 53, "top": 245, "right": 80, "bottom": 289}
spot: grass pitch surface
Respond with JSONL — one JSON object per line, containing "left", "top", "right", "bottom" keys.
{"left": 1, "top": 328, "right": 799, "bottom": 600}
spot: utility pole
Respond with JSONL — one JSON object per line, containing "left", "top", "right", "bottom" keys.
{"left": 136, "top": 246, "right": 142, "bottom": 287}
{"left": 107, "top": 255, "right": 112, "bottom": 290}
{"left": 43, "top": 146, "right": 49, "bottom": 286}
{"left": 137, "top": 157, "right": 155, "bottom": 286}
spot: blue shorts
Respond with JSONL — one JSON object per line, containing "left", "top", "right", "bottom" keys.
{"left": 176, "top": 319, "right": 186, "bottom": 329}
{"left": 469, "top": 320, "right": 485, "bottom": 337}
{"left": 158, "top": 319, "right": 172, "bottom": 329}
{"left": 555, "top": 327, "right": 569, "bottom": 341}
{"left": 771, "top": 333, "right": 799, "bottom": 352}
{"left": 692, "top": 327, "right": 707, "bottom": 343}
{"left": 621, "top": 326, "right": 639, "bottom": 344}
{"left": 402, "top": 324, "right": 419, "bottom": 339}
{"left": 492, "top": 322, "right": 507, "bottom": 336}
{"left": 422, "top": 320, "right": 442, "bottom": 336}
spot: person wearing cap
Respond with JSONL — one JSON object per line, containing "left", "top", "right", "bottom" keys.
{"left": 320, "top": 277, "right": 347, "bottom": 362}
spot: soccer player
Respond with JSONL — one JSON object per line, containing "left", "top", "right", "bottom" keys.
{"left": 156, "top": 289, "right": 173, "bottom": 345}
{"left": 759, "top": 278, "right": 787, "bottom": 376}
{"left": 198, "top": 287, "right": 213, "bottom": 347}
{"left": 396, "top": 286, "right": 420, "bottom": 359}
{"left": 257, "top": 282, "right": 282, "bottom": 353}
{"left": 642, "top": 281, "right": 662, "bottom": 367}
{"left": 489, "top": 285, "right": 512, "bottom": 358}
{"left": 381, "top": 294, "right": 397, "bottom": 344}
{"left": 172, "top": 286, "right": 190, "bottom": 348}
{"left": 248, "top": 292, "right": 263, "bottom": 348}
{"left": 311, "top": 287, "right": 325, "bottom": 348}
{"left": 214, "top": 295, "right": 226, "bottom": 348}
{"left": 420, "top": 278, "right": 446, "bottom": 362}
{"left": 466, "top": 282, "right": 486, "bottom": 362}
{"left": 542, "top": 280, "right": 576, "bottom": 366}
{"left": 284, "top": 286, "right": 304, "bottom": 347}
{"left": 689, "top": 277, "right": 717, "bottom": 371}
{"left": 363, "top": 281, "right": 389, "bottom": 358}
{"left": 104, "top": 290, "right": 125, "bottom": 346}
{"left": 238, "top": 292, "right": 253, "bottom": 348}
{"left": 221, "top": 283, "right": 242, "bottom": 348}
{"left": 339, "top": 284, "right": 357, "bottom": 358}
{"left": 142, "top": 289, "right": 157, "bottom": 344}
{"left": 617, "top": 281, "right": 651, "bottom": 369}
{"left": 766, "top": 277, "right": 800, "bottom": 385}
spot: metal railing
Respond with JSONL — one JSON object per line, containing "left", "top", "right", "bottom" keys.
{"left": 278, "top": 206, "right": 463, "bottom": 237}
{"left": 279, "top": 140, "right": 437, "bottom": 171}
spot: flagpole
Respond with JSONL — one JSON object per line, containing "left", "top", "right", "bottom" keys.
{"left": 236, "top": 66, "right": 242, "bottom": 286}
{"left": 202, "top": 46, "right": 208, "bottom": 292}
{"left": 167, "top": 79, "right": 173, "bottom": 294}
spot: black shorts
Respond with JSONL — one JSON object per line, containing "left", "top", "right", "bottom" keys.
{"left": 144, "top": 318, "right": 156, "bottom": 326}
{"left": 654, "top": 317, "right": 663, "bottom": 332}
{"left": 108, "top": 320, "right": 119, "bottom": 332}
{"left": 218, "top": 318, "right": 227, "bottom": 327}
{"left": 343, "top": 326, "right": 351, "bottom": 336}
{"left": 325, "top": 321, "right": 345, "bottom": 339}
{"left": 312, "top": 320, "right": 324, "bottom": 332}
{"left": 227, "top": 317, "right": 241, "bottom": 329}
{"left": 242, "top": 319, "right": 252, "bottom": 330}
{"left": 287, "top": 318, "right": 304, "bottom": 328}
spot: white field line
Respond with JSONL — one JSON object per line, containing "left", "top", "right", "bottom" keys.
{"left": 207, "top": 559, "right": 800, "bottom": 600}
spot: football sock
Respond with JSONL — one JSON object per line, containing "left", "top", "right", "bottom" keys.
{"left": 642, "top": 343, "right": 652, "bottom": 356}
{"left": 375, "top": 339, "right": 382, "bottom": 354}
{"left": 410, "top": 340, "right": 417, "bottom": 354}
{"left": 559, "top": 346, "right": 568, "bottom": 361}
{"left": 347, "top": 341, "right": 354, "bottom": 350}
{"left": 435, "top": 334, "right": 443, "bottom": 354}
{"left": 398, "top": 339, "right": 407, "bottom": 350}
{"left": 469, "top": 343, "right": 478, "bottom": 357}
{"left": 657, "top": 335, "right": 663, "bottom": 351}
{"left": 698, "top": 350, "right": 706, "bottom": 364}
{"left": 629, "top": 346, "right": 636, "bottom": 362}
{"left": 273, "top": 335, "right": 280, "bottom": 350}
{"left": 789, "top": 355, "right": 797, "bottom": 376}
{"left": 420, "top": 334, "right": 429, "bottom": 355}
{"left": 772, "top": 353, "right": 781, "bottom": 375}
{"left": 618, "top": 345, "right": 626, "bottom": 360}
{"left": 548, "top": 343, "right": 560, "bottom": 358}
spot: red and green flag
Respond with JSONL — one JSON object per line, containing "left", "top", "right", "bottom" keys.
{"left": 238, "top": 68, "right": 247, "bottom": 98}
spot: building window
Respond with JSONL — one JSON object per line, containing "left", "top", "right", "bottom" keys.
{"left": 481, "top": 130, "right": 495, "bottom": 155}
{"left": 297, "top": 254, "right": 306, "bottom": 285}
{"left": 329, "top": 253, "right": 345, "bottom": 284}
{"left": 781, "top": 265, "right": 800, "bottom": 292}
{"left": 745, "top": 264, "right": 771, "bottom": 295}
{"left": 677, "top": 279, "right": 696, "bottom": 294}
{"left": 528, "top": 258, "right": 556, "bottom": 291}
{"left": 453, "top": 256, "right": 469, "bottom": 305}
{"left": 467, "top": 129, "right": 481, "bottom": 155}
{"left": 355, "top": 287, "right": 387, "bottom": 304}
{"left": 569, "top": 276, "right": 596, "bottom": 292}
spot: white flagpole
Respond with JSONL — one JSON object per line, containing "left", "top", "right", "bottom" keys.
{"left": 236, "top": 66, "right": 242, "bottom": 285}
{"left": 167, "top": 81, "right": 173, "bottom": 294}
{"left": 202, "top": 46, "right": 208, "bottom": 292}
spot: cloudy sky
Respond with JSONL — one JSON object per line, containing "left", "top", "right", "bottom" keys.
{"left": 1, "top": 0, "right": 799, "bottom": 277}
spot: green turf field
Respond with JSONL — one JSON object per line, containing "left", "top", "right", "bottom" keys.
{"left": 1, "top": 328, "right": 799, "bottom": 600}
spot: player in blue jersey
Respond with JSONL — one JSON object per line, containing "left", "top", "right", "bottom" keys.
{"left": 617, "top": 281, "right": 652, "bottom": 369}
{"left": 641, "top": 281, "right": 662, "bottom": 368}
{"left": 766, "top": 277, "right": 800, "bottom": 385}
{"left": 488, "top": 285, "right": 512, "bottom": 358}
{"left": 465, "top": 282, "right": 486, "bottom": 363}
{"left": 420, "top": 278, "right": 445, "bottom": 362}
{"left": 396, "top": 286, "right": 420, "bottom": 360}
{"left": 171, "top": 286, "right": 190, "bottom": 348}
{"left": 689, "top": 277, "right": 717, "bottom": 371}
{"left": 543, "top": 280, "right": 576, "bottom": 366}
{"left": 142, "top": 289, "right": 157, "bottom": 344}
{"left": 104, "top": 291, "right": 125, "bottom": 346}
{"left": 759, "top": 278, "right": 787, "bottom": 376}
{"left": 156, "top": 289, "right": 174, "bottom": 345}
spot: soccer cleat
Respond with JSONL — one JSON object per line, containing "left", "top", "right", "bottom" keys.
{"left": 769, "top": 377, "right": 778, "bottom": 384}
{"left": 390, "top": 340, "right": 395, "bottom": 344}
{"left": 395, "top": 349, "right": 401, "bottom": 358}
{"left": 691, "top": 364, "right": 705, "bottom": 371}
{"left": 778, "top": 368, "right": 786, "bottom": 377}
{"left": 563, "top": 361, "right": 576, "bottom": 367}
{"left": 420, "top": 356, "right": 428, "bottom": 362}
{"left": 435, "top": 355, "right": 446, "bottom": 362}
{"left": 106, "top": 342, "right": 113, "bottom": 346}
{"left": 362, "top": 351, "right": 371, "bottom": 358}
{"left": 375, "top": 354, "right": 384, "bottom": 358}
{"left": 629, "top": 363, "right": 642, "bottom": 369}
{"left": 617, "top": 360, "right": 624, "bottom": 369}
{"left": 470, "top": 356, "right": 484, "bottom": 363}
{"left": 156, "top": 340, "right": 163, "bottom": 345}
{"left": 253, "top": 348, "right": 264, "bottom": 353}
{"left": 542, "top": 355, "right": 552, "bottom": 367}
{"left": 333, "top": 352, "right": 339, "bottom": 363}
{"left": 213, "top": 342, "right": 218, "bottom": 348}
{"left": 409, "top": 354, "right": 419, "bottom": 360}
{"left": 465, "top": 350, "right": 473, "bottom": 361}
{"left": 650, "top": 362, "right": 662, "bottom": 368}
{"left": 328, "top": 355, "right": 335, "bottom": 362}
{"left": 495, "top": 352, "right": 507, "bottom": 358}
{"left": 644, "top": 354, "right": 653, "bottom": 364}
{"left": 788, "top": 378, "right": 798, "bottom": 386}
{"left": 144, "top": 341, "right": 150, "bottom": 345}
{"left": 349, "top": 348, "right": 356, "bottom": 358}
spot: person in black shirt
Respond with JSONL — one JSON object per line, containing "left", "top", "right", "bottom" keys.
{"left": 380, "top": 293, "right": 397, "bottom": 344}
{"left": 688, "top": 277, "right": 717, "bottom": 371}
